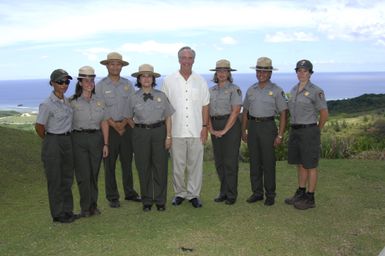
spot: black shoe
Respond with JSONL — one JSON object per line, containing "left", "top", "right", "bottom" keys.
{"left": 284, "top": 189, "right": 306, "bottom": 205}
{"left": 172, "top": 196, "right": 185, "bottom": 206}
{"left": 89, "top": 207, "right": 101, "bottom": 216}
{"left": 264, "top": 197, "right": 275, "bottom": 206}
{"left": 246, "top": 194, "right": 264, "bottom": 203}
{"left": 109, "top": 200, "right": 120, "bottom": 208}
{"left": 143, "top": 205, "right": 152, "bottom": 212}
{"left": 156, "top": 204, "right": 166, "bottom": 211}
{"left": 190, "top": 198, "right": 202, "bottom": 208}
{"left": 125, "top": 195, "right": 142, "bottom": 202}
{"left": 225, "top": 198, "right": 236, "bottom": 205}
{"left": 294, "top": 194, "right": 315, "bottom": 210}
{"left": 214, "top": 195, "right": 227, "bottom": 202}
{"left": 65, "top": 212, "right": 80, "bottom": 220}
{"left": 53, "top": 214, "right": 74, "bottom": 224}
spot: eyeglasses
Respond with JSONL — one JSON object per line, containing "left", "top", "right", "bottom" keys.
{"left": 55, "top": 80, "right": 70, "bottom": 85}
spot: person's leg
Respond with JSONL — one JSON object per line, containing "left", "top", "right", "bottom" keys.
{"left": 104, "top": 128, "right": 120, "bottom": 202}
{"left": 186, "top": 138, "right": 204, "bottom": 200}
{"left": 171, "top": 138, "right": 187, "bottom": 198}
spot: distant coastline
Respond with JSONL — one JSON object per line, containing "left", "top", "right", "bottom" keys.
{"left": 0, "top": 72, "right": 384, "bottom": 111}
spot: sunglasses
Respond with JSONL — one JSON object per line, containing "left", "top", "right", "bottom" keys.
{"left": 55, "top": 80, "right": 70, "bottom": 85}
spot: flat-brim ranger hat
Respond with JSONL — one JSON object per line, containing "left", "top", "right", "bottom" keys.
{"left": 209, "top": 59, "right": 237, "bottom": 71}
{"left": 131, "top": 64, "right": 160, "bottom": 78}
{"left": 250, "top": 57, "right": 278, "bottom": 71}
{"left": 100, "top": 52, "right": 129, "bottom": 66}
{"left": 50, "top": 69, "right": 72, "bottom": 82}
{"left": 78, "top": 66, "right": 96, "bottom": 79}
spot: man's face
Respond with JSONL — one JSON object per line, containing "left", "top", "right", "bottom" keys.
{"left": 178, "top": 49, "right": 194, "bottom": 72}
{"left": 106, "top": 60, "right": 123, "bottom": 76}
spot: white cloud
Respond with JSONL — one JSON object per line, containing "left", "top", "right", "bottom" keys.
{"left": 265, "top": 32, "right": 318, "bottom": 43}
{"left": 221, "top": 36, "right": 237, "bottom": 45}
{"left": 119, "top": 41, "right": 185, "bottom": 55}
{"left": 0, "top": 0, "right": 384, "bottom": 48}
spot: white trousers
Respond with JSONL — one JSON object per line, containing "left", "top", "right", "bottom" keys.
{"left": 171, "top": 138, "right": 204, "bottom": 200}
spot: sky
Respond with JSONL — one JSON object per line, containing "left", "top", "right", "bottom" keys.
{"left": 0, "top": 0, "right": 385, "bottom": 80}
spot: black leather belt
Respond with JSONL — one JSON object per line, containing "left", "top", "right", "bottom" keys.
{"left": 73, "top": 129, "right": 99, "bottom": 133}
{"left": 46, "top": 132, "right": 71, "bottom": 136}
{"left": 211, "top": 114, "right": 230, "bottom": 120}
{"left": 248, "top": 116, "right": 274, "bottom": 122}
{"left": 291, "top": 123, "right": 317, "bottom": 129}
{"left": 135, "top": 121, "right": 165, "bottom": 129}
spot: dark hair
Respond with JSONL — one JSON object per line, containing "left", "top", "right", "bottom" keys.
{"left": 212, "top": 71, "right": 233, "bottom": 83}
{"left": 134, "top": 75, "right": 157, "bottom": 88}
{"left": 178, "top": 46, "right": 196, "bottom": 59}
{"left": 70, "top": 78, "right": 95, "bottom": 101}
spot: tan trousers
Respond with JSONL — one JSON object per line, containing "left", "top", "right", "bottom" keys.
{"left": 171, "top": 138, "right": 204, "bottom": 200}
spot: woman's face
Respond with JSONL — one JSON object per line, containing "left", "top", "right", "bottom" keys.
{"left": 52, "top": 79, "right": 70, "bottom": 95}
{"left": 296, "top": 68, "right": 312, "bottom": 83}
{"left": 139, "top": 73, "right": 154, "bottom": 88}
{"left": 80, "top": 78, "right": 95, "bottom": 92}
{"left": 216, "top": 69, "right": 230, "bottom": 83}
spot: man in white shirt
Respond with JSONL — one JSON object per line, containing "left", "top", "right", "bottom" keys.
{"left": 161, "top": 46, "right": 210, "bottom": 208}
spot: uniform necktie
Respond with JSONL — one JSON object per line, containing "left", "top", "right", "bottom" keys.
{"left": 143, "top": 93, "right": 153, "bottom": 102}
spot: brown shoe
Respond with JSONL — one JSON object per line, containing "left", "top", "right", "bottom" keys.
{"left": 284, "top": 189, "right": 306, "bottom": 205}
{"left": 294, "top": 195, "right": 315, "bottom": 210}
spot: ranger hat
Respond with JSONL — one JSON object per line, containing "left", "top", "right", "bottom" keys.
{"left": 131, "top": 64, "right": 160, "bottom": 78}
{"left": 210, "top": 59, "right": 237, "bottom": 71}
{"left": 100, "top": 52, "right": 129, "bottom": 66}
{"left": 50, "top": 69, "right": 72, "bottom": 82}
{"left": 295, "top": 59, "right": 313, "bottom": 73}
{"left": 78, "top": 66, "right": 96, "bottom": 79}
{"left": 250, "top": 57, "right": 278, "bottom": 71}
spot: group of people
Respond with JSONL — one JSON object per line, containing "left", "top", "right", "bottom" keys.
{"left": 35, "top": 46, "right": 328, "bottom": 224}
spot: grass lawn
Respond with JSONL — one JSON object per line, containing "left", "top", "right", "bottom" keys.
{"left": 0, "top": 126, "right": 384, "bottom": 256}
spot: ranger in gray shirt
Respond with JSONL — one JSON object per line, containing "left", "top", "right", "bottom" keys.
{"left": 95, "top": 52, "right": 141, "bottom": 208}
{"left": 35, "top": 69, "right": 76, "bottom": 223}
{"left": 241, "top": 57, "right": 287, "bottom": 206}
{"left": 285, "top": 59, "right": 328, "bottom": 210}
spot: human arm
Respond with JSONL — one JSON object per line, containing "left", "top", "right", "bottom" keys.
{"left": 318, "top": 108, "right": 328, "bottom": 130}
{"left": 274, "top": 109, "right": 287, "bottom": 147}
{"left": 35, "top": 123, "right": 46, "bottom": 139}
{"left": 200, "top": 104, "right": 209, "bottom": 144}
{"left": 241, "top": 109, "right": 248, "bottom": 143}
{"left": 164, "top": 116, "right": 172, "bottom": 150}
{"left": 215, "top": 105, "right": 241, "bottom": 138}
{"left": 101, "top": 120, "right": 109, "bottom": 158}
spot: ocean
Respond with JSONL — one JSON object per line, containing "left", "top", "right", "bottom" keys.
{"left": 0, "top": 72, "right": 384, "bottom": 113}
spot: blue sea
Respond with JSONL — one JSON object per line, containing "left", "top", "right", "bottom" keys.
{"left": 0, "top": 72, "right": 384, "bottom": 113}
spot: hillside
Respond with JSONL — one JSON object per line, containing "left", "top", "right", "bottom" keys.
{"left": 327, "top": 93, "right": 385, "bottom": 115}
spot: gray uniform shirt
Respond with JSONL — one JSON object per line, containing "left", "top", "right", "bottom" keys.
{"left": 209, "top": 82, "right": 242, "bottom": 116}
{"left": 36, "top": 92, "right": 73, "bottom": 133}
{"left": 128, "top": 88, "right": 175, "bottom": 124}
{"left": 243, "top": 81, "right": 288, "bottom": 117}
{"left": 70, "top": 95, "right": 109, "bottom": 130}
{"left": 95, "top": 77, "right": 134, "bottom": 121}
{"left": 288, "top": 81, "right": 328, "bottom": 124}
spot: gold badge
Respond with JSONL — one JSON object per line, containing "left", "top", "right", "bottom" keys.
{"left": 304, "top": 91, "right": 309, "bottom": 96}
{"left": 157, "top": 97, "right": 162, "bottom": 102}
{"left": 124, "top": 85, "right": 129, "bottom": 91}
{"left": 268, "top": 91, "right": 273, "bottom": 96}
{"left": 96, "top": 101, "right": 102, "bottom": 106}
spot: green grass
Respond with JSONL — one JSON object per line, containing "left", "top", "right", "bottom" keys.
{"left": 1, "top": 127, "right": 385, "bottom": 256}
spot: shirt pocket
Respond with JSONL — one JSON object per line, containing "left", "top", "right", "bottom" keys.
{"left": 104, "top": 92, "right": 116, "bottom": 106}
{"left": 192, "top": 88, "right": 200, "bottom": 101}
